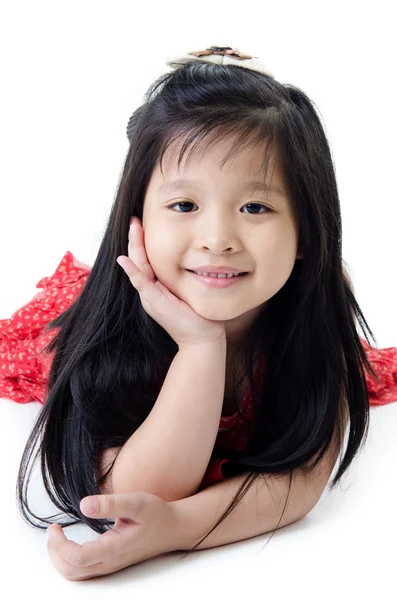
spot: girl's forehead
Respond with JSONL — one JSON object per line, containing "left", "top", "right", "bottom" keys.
{"left": 157, "top": 134, "right": 283, "bottom": 182}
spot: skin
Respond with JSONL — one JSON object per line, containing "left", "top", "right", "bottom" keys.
{"left": 142, "top": 133, "right": 304, "bottom": 353}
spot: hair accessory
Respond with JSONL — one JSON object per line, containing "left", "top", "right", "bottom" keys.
{"left": 165, "top": 45, "right": 275, "bottom": 78}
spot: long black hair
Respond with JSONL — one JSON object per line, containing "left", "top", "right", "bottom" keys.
{"left": 16, "top": 59, "right": 380, "bottom": 558}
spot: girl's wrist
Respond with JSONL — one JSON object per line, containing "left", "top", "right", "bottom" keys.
{"left": 178, "top": 336, "right": 227, "bottom": 353}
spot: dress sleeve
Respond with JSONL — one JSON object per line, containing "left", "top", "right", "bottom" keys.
{"left": 360, "top": 338, "right": 397, "bottom": 405}
{"left": 0, "top": 251, "right": 90, "bottom": 404}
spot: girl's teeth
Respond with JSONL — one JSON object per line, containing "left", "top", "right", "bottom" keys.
{"left": 193, "top": 271, "right": 241, "bottom": 278}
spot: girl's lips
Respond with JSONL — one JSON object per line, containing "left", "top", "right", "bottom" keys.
{"left": 186, "top": 270, "right": 249, "bottom": 288}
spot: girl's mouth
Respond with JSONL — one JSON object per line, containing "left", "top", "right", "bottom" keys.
{"left": 186, "top": 270, "right": 249, "bottom": 288}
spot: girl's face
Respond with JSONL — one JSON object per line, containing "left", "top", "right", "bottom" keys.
{"left": 142, "top": 134, "right": 303, "bottom": 348}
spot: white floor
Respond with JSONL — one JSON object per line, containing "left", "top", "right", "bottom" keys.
{"left": 1, "top": 381, "right": 396, "bottom": 598}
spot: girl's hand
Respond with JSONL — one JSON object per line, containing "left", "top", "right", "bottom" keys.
{"left": 47, "top": 492, "right": 183, "bottom": 581}
{"left": 116, "top": 216, "right": 226, "bottom": 348}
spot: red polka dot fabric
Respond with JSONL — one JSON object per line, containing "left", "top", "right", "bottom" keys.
{"left": 0, "top": 252, "right": 90, "bottom": 404}
{"left": 1, "top": 251, "right": 396, "bottom": 489}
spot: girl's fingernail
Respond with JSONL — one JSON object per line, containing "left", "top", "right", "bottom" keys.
{"left": 81, "top": 498, "right": 98, "bottom": 514}
{"left": 48, "top": 527, "right": 56, "bottom": 539}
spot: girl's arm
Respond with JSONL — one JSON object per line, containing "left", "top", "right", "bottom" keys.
{"left": 172, "top": 422, "right": 344, "bottom": 551}
{"left": 105, "top": 339, "right": 227, "bottom": 501}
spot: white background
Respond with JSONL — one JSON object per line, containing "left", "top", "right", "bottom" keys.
{"left": 0, "top": 0, "right": 396, "bottom": 597}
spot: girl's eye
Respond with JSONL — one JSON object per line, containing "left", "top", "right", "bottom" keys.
{"left": 167, "top": 201, "right": 272, "bottom": 214}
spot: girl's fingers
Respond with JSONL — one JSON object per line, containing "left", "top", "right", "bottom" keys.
{"left": 116, "top": 256, "right": 155, "bottom": 293}
{"left": 128, "top": 219, "right": 156, "bottom": 282}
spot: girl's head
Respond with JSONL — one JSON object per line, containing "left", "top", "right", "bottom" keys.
{"left": 119, "top": 59, "right": 339, "bottom": 350}
{"left": 17, "top": 57, "right": 379, "bottom": 553}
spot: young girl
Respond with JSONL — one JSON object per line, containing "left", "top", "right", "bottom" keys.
{"left": 4, "top": 45, "right": 397, "bottom": 575}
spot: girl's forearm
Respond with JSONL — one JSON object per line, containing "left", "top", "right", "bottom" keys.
{"left": 172, "top": 469, "right": 321, "bottom": 551}
{"left": 109, "top": 340, "right": 227, "bottom": 501}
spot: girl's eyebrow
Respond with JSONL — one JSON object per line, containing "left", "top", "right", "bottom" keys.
{"left": 156, "top": 178, "right": 285, "bottom": 197}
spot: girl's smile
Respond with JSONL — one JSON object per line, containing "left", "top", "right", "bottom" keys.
{"left": 186, "top": 269, "right": 250, "bottom": 288}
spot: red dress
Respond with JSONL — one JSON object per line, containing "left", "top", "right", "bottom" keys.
{"left": 1, "top": 251, "right": 396, "bottom": 489}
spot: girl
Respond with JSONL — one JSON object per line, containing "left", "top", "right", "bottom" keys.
{"left": 11, "top": 45, "right": 396, "bottom": 571}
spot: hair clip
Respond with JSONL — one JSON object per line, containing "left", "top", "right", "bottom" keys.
{"left": 188, "top": 46, "right": 253, "bottom": 60}
{"left": 166, "top": 44, "right": 275, "bottom": 78}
